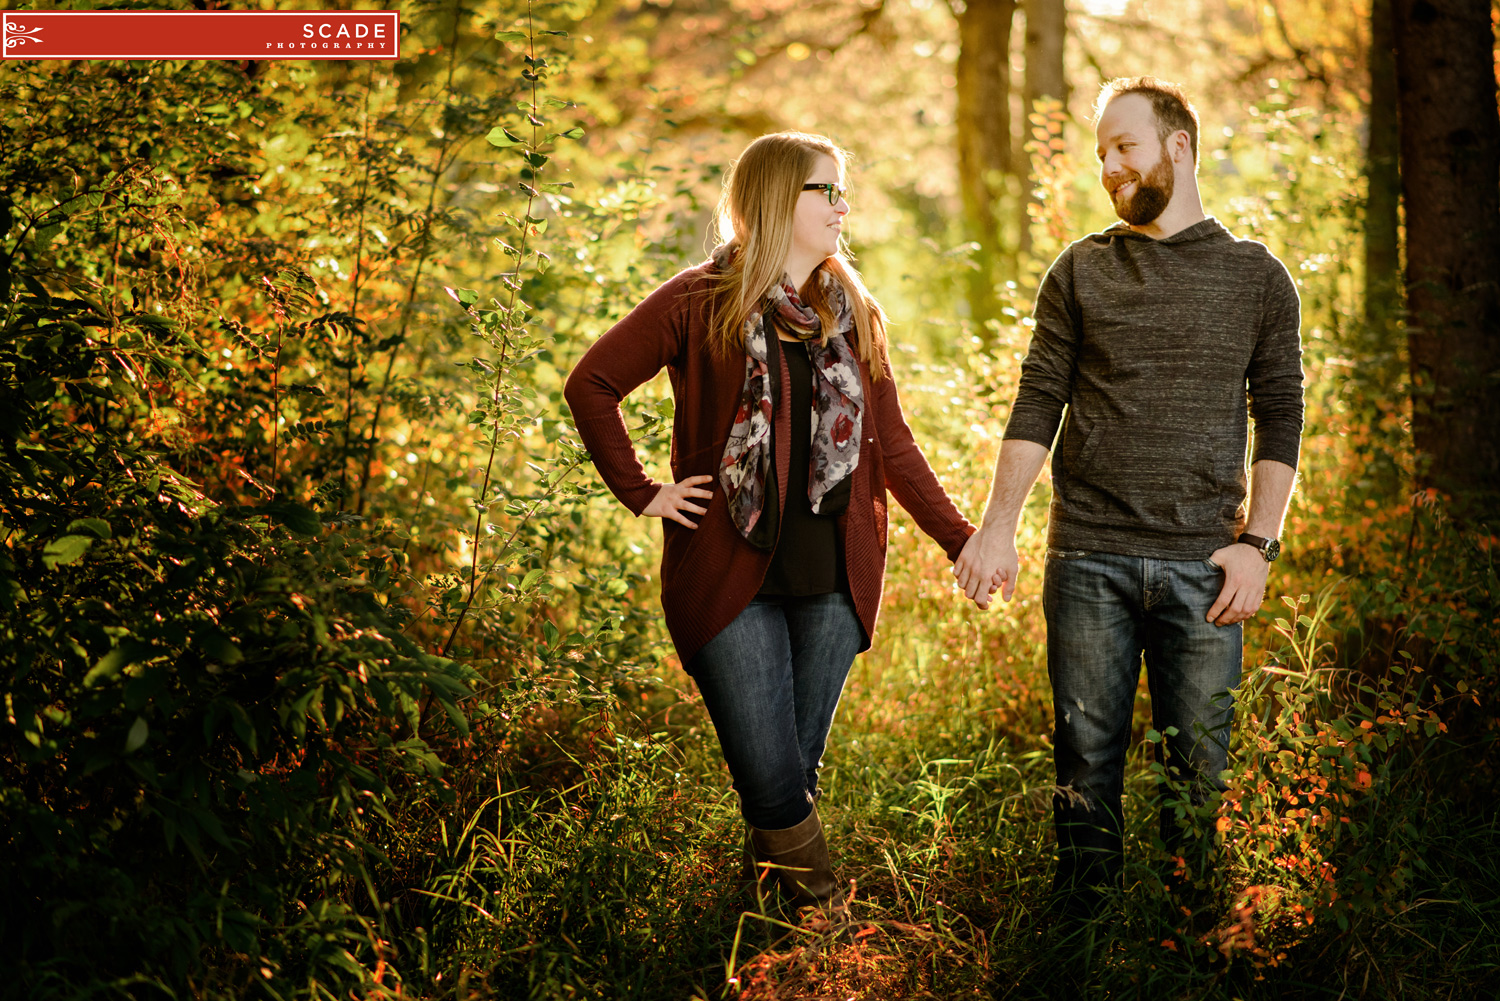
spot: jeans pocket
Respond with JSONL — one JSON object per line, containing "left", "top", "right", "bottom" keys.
{"left": 1202, "top": 558, "right": 1224, "bottom": 573}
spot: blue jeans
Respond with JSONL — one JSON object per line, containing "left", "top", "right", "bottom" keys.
{"left": 1043, "top": 549, "right": 1242, "bottom": 894}
{"left": 688, "top": 593, "right": 865, "bottom": 830}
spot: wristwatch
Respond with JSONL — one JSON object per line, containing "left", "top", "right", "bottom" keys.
{"left": 1237, "top": 533, "right": 1281, "bottom": 562}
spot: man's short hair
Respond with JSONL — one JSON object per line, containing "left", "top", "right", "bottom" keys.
{"left": 1094, "top": 76, "right": 1200, "bottom": 164}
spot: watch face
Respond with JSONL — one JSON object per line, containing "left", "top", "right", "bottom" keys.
{"left": 1265, "top": 539, "right": 1281, "bottom": 562}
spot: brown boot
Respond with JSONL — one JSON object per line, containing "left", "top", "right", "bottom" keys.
{"left": 747, "top": 806, "right": 843, "bottom": 910}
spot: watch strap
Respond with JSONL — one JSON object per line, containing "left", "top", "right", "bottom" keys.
{"left": 1237, "top": 533, "right": 1279, "bottom": 561}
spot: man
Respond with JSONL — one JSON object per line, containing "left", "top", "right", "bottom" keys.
{"left": 954, "top": 77, "right": 1304, "bottom": 914}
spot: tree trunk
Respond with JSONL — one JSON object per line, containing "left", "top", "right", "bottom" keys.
{"left": 1393, "top": 0, "right": 1500, "bottom": 506}
{"left": 955, "top": 0, "right": 1016, "bottom": 337}
{"left": 1019, "top": 0, "right": 1066, "bottom": 262}
{"left": 1364, "top": 0, "right": 1402, "bottom": 337}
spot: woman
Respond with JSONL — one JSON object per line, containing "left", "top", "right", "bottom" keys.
{"left": 565, "top": 132, "right": 987, "bottom": 912}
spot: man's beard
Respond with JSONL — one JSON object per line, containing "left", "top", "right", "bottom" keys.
{"left": 1111, "top": 148, "right": 1174, "bottom": 226}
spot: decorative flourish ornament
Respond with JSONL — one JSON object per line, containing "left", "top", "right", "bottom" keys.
{"left": 4, "top": 23, "right": 44, "bottom": 49}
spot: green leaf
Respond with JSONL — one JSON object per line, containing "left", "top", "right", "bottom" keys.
{"left": 66, "top": 518, "right": 112, "bottom": 540}
{"left": 43, "top": 535, "right": 93, "bottom": 569}
{"left": 654, "top": 397, "right": 675, "bottom": 418}
{"left": 125, "top": 716, "right": 149, "bottom": 753}
{"left": 438, "top": 697, "right": 470, "bottom": 737}
{"left": 266, "top": 501, "right": 321, "bottom": 535}
{"left": 445, "top": 286, "right": 480, "bottom": 306}
{"left": 560, "top": 127, "right": 584, "bottom": 140}
{"left": 227, "top": 701, "right": 258, "bottom": 755}
{"left": 494, "top": 30, "right": 527, "bottom": 41}
{"left": 542, "top": 621, "right": 560, "bottom": 647}
{"left": 195, "top": 627, "right": 244, "bottom": 665}
{"left": 486, "top": 127, "right": 524, "bottom": 148}
{"left": 86, "top": 643, "right": 139, "bottom": 687}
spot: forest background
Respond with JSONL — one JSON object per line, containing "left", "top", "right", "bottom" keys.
{"left": 2, "top": 0, "right": 1498, "bottom": 998}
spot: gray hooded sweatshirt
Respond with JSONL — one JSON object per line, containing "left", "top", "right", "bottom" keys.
{"left": 1003, "top": 217, "right": 1304, "bottom": 559}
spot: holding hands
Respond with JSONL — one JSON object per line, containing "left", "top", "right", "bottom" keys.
{"left": 954, "top": 527, "right": 1016, "bottom": 610}
{"left": 950, "top": 439, "right": 1051, "bottom": 612}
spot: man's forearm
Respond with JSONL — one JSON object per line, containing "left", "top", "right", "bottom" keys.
{"left": 954, "top": 437, "right": 1050, "bottom": 605}
{"left": 1244, "top": 458, "right": 1297, "bottom": 538}
{"left": 980, "top": 438, "right": 1051, "bottom": 535}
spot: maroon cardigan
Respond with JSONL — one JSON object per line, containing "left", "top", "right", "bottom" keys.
{"left": 564, "top": 262, "right": 975, "bottom": 666}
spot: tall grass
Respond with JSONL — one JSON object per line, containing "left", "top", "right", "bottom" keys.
{"left": 388, "top": 472, "right": 1498, "bottom": 998}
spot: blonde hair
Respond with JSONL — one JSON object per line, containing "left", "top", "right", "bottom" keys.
{"left": 706, "top": 132, "right": 889, "bottom": 379}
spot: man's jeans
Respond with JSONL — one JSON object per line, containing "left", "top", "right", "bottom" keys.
{"left": 689, "top": 593, "right": 865, "bottom": 831}
{"left": 1043, "top": 549, "right": 1242, "bottom": 894}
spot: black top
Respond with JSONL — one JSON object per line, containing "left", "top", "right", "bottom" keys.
{"left": 759, "top": 337, "right": 848, "bottom": 596}
{"left": 1003, "top": 217, "right": 1303, "bottom": 558}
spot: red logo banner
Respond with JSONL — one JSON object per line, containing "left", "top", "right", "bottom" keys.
{"left": 1, "top": 10, "right": 400, "bottom": 60}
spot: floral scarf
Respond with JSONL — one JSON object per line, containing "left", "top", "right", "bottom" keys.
{"left": 718, "top": 261, "right": 864, "bottom": 544}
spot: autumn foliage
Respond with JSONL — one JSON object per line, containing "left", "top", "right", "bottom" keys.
{"left": 1, "top": 1, "right": 1497, "bottom": 999}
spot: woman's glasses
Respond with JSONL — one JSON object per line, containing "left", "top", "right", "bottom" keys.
{"left": 801, "top": 182, "right": 847, "bottom": 206}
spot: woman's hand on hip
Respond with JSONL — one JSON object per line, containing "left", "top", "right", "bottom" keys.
{"left": 644, "top": 475, "right": 714, "bottom": 529}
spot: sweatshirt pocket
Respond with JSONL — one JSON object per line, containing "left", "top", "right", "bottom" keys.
{"left": 1063, "top": 426, "right": 1223, "bottom": 529}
